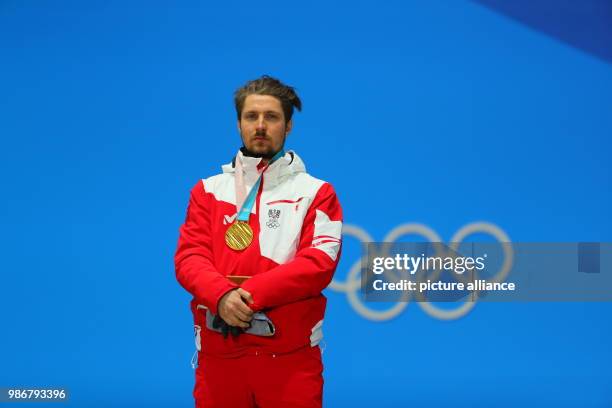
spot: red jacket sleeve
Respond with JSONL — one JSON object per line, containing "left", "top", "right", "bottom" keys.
{"left": 174, "top": 181, "right": 237, "bottom": 315}
{"left": 241, "top": 183, "right": 343, "bottom": 311}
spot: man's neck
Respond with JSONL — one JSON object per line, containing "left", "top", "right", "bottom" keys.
{"left": 239, "top": 146, "right": 269, "bottom": 171}
{"left": 257, "top": 158, "right": 269, "bottom": 170}
{"left": 240, "top": 146, "right": 277, "bottom": 162}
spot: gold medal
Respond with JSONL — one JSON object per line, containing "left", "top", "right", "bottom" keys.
{"left": 225, "top": 221, "right": 254, "bottom": 251}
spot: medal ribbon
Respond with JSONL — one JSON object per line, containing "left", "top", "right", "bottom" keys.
{"left": 235, "top": 150, "right": 285, "bottom": 222}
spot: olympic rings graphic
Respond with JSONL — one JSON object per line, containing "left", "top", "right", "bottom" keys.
{"left": 329, "top": 222, "right": 513, "bottom": 321}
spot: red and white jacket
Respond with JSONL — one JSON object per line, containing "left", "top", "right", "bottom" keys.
{"left": 175, "top": 150, "right": 343, "bottom": 357}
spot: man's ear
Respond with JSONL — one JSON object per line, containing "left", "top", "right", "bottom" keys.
{"left": 237, "top": 119, "right": 241, "bottom": 132}
{"left": 285, "top": 119, "right": 293, "bottom": 135}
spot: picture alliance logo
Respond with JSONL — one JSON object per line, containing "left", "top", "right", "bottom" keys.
{"left": 329, "top": 222, "right": 513, "bottom": 321}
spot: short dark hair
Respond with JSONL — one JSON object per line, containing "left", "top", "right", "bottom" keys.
{"left": 234, "top": 75, "right": 302, "bottom": 123}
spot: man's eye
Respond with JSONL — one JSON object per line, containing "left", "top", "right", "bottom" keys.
{"left": 265, "top": 114, "right": 280, "bottom": 121}
{"left": 244, "top": 113, "right": 257, "bottom": 120}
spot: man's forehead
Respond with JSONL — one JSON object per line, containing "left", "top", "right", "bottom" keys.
{"left": 243, "top": 94, "right": 283, "bottom": 111}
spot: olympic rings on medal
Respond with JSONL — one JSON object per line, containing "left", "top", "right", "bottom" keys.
{"left": 329, "top": 222, "right": 513, "bottom": 321}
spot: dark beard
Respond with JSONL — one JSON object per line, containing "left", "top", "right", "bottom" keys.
{"left": 240, "top": 146, "right": 278, "bottom": 160}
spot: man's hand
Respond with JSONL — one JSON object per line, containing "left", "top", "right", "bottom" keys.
{"left": 236, "top": 288, "right": 254, "bottom": 306}
{"left": 218, "top": 289, "right": 253, "bottom": 328}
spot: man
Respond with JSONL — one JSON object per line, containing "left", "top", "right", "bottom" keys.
{"left": 174, "top": 75, "right": 343, "bottom": 408}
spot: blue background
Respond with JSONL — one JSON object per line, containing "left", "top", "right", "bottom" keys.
{"left": 1, "top": 1, "right": 611, "bottom": 407}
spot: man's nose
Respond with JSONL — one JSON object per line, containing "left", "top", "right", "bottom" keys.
{"left": 256, "top": 115, "right": 266, "bottom": 130}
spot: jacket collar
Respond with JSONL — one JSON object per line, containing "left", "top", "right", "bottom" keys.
{"left": 222, "top": 149, "right": 306, "bottom": 188}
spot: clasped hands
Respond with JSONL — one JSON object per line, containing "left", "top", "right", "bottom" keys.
{"left": 216, "top": 288, "right": 254, "bottom": 338}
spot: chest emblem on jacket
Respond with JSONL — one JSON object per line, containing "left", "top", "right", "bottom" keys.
{"left": 266, "top": 209, "right": 281, "bottom": 229}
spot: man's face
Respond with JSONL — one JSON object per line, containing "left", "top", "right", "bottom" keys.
{"left": 238, "top": 94, "right": 292, "bottom": 159}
